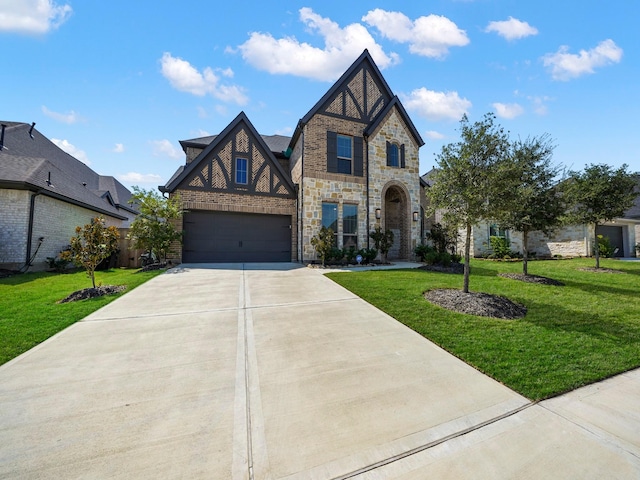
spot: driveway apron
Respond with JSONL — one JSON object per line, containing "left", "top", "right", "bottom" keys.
{"left": 1, "top": 263, "right": 638, "bottom": 479}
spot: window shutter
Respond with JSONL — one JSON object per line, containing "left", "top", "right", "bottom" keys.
{"left": 386, "top": 141, "right": 391, "bottom": 166}
{"left": 327, "top": 131, "right": 337, "bottom": 173}
{"left": 354, "top": 136, "right": 364, "bottom": 176}
{"left": 400, "top": 144, "right": 406, "bottom": 169}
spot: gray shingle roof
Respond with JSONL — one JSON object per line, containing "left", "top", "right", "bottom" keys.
{"left": 180, "top": 133, "right": 292, "bottom": 158}
{"left": 0, "top": 121, "right": 135, "bottom": 220}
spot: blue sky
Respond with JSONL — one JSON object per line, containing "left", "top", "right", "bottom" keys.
{"left": 2, "top": 0, "right": 638, "bottom": 190}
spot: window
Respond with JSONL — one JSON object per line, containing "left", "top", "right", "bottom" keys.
{"left": 235, "top": 158, "right": 248, "bottom": 184}
{"left": 337, "top": 135, "right": 352, "bottom": 174}
{"left": 322, "top": 202, "right": 338, "bottom": 246}
{"left": 387, "top": 143, "right": 399, "bottom": 167}
{"left": 343, "top": 204, "right": 358, "bottom": 250}
{"left": 489, "top": 224, "right": 509, "bottom": 239}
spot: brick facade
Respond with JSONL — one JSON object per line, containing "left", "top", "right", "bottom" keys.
{"left": 0, "top": 189, "right": 124, "bottom": 271}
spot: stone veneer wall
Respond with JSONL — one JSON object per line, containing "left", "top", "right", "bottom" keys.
{"left": 464, "top": 222, "right": 591, "bottom": 258}
{"left": 367, "top": 108, "right": 421, "bottom": 259}
{"left": 169, "top": 189, "right": 297, "bottom": 264}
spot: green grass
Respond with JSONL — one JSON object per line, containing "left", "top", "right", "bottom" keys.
{"left": 327, "top": 258, "right": 640, "bottom": 400}
{"left": 0, "top": 268, "right": 164, "bottom": 366}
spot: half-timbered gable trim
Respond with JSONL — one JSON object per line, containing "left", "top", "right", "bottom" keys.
{"left": 164, "top": 112, "right": 295, "bottom": 199}
{"left": 364, "top": 96, "right": 425, "bottom": 148}
{"left": 302, "top": 49, "right": 394, "bottom": 126}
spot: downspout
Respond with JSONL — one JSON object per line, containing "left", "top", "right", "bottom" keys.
{"left": 364, "top": 134, "right": 370, "bottom": 249}
{"left": 299, "top": 130, "right": 305, "bottom": 262}
{"left": 24, "top": 190, "right": 42, "bottom": 270}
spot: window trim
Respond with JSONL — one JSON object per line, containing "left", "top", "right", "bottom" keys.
{"left": 235, "top": 157, "right": 248, "bottom": 185}
{"left": 337, "top": 134, "right": 353, "bottom": 175}
{"left": 489, "top": 223, "right": 509, "bottom": 239}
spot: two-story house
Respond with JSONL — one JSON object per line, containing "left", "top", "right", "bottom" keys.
{"left": 161, "top": 50, "right": 426, "bottom": 264}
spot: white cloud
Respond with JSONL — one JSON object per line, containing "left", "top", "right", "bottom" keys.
{"left": 237, "top": 7, "right": 399, "bottom": 82}
{"left": 528, "top": 95, "right": 552, "bottom": 115}
{"left": 150, "top": 139, "right": 182, "bottom": 160}
{"left": 0, "top": 0, "right": 71, "bottom": 34}
{"left": 425, "top": 130, "right": 445, "bottom": 140}
{"left": 400, "top": 87, "right": 471, "bottom": 121}
{"left": 363, "top": 9, "right": 469, "bottom": 59}
{"left": 51, "top": 138, "right": 90, "bottom": 165}
{"left": 485, "top": 17, "right": 538, "bottom": 41}
{"left": 493, "top": 102, "right": 524, "bottom": 119}
{"left": 117, "top": 172, "right": 163, "bottom": 184}
{"left": 542, "top": 39, "right": 623, "bottom": 81}
{"left": 160, "top": 52, "right": 248, "bottom": 105}
{"left": 113, "top": 143, "right": 125, "bottom": 153}
{"left": 42, "top": 105, "right": 81, "bottom": 124}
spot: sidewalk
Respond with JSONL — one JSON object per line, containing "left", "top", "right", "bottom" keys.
{"left": 1, "top": 263, "right": 638, "bottom": 478}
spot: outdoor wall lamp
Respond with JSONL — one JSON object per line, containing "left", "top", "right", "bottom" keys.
{"left": 375, "top": 208, "right": 381, "bottom": 219}
{"left": 413, "top": 211, "right": 419, "bottom": 222}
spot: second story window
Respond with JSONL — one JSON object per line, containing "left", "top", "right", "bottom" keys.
{"left": 236, "top": 158, "right": 248, "bottom": 184}
{"left": 337, "top": 135, "right": 352, "bottom": 174}
{"left": 387, "top": 143, "right": 399, "bottom": 167}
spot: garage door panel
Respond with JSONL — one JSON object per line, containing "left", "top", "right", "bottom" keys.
{"left": 183, "top": 211, "right": 291, "bottom": 263}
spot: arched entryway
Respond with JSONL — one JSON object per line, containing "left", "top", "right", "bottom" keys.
{"left": 382, "top": 182, "right": 410, "bottom": 260}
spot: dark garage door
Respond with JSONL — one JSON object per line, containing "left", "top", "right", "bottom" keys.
{"left": 596, "top": 225, "right": 624, "bottom": 257}
{"left": 183, "top": 211, "right": 292, "bottom": 263}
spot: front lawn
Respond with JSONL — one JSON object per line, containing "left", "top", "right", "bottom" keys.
{"left": 0, "top": 268, "right": 164, "bottom": 366}
{"left": 327, "top": 258, "right": 640, "bottom": 400}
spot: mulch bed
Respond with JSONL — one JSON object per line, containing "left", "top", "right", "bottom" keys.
{"left": 58, "top": 285, "right": 126, "bottom": 304}
{"left": 136, "top": 263, "right": 168, "bottom": 273}
{"left": 0, "top": 269, "right": 19, "bottom": 279}
{"left": 424, "top": 288, "right": 527, "bottom": 319}
{"left": 498, "top": 273, "right": 564, "bottom": 286}
{"left": 418, "top": 262, "right": 464, "bottom": 274}
{"left": 577, "top": 267, "right": 625, "bottom": 274}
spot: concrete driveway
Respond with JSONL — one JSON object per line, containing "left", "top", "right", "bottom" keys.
{"left": 1, "top": 263, "right": 638, "bottom": 479}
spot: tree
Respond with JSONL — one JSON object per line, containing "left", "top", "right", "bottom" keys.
{"left": 427, "top": 113, "right": 512, "bottom": 293}
{"left": 369, "top": 226, "right": 394, "bottom": 263}
{"left": 127, "top": 187, "right": 183, "bottom": 263}
{"left": 61, "top": 217, "right": 119, "bottom": 288}
{"left": 310, "top": 226, "right": 334, "bottom": 266}
{"left": 561, "top": 163, "right": 637, "bottom": 268}
{"left": 497, "top": 134, "right": 565, "bottom": 275}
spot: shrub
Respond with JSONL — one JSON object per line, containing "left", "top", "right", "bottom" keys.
{"left": 597, "top": 235, "right": 615, "bottom": 258}
{"left": 489, "top": 236, "right": 511, "bottom": 258}
{"left": 345, "top": 246, "right": 358, "bottom": 264}
{"left": 414, "top": 243, "right": 435, "bottom": 262}
{"left": 358, "top": 248, "right": 378, "bottom": 264}
{"left": 426, "top": 222, "right": 458, "bottom": 254}
{"left": 370, "top": 226, "right": 394, "bottom": 263}
{"left": 328, "top": 247, "right": 344, "bottom": 264}
{"left": 310, "top": 226, "right": 335, "bottom": 266}
{"left": 45, "top": 249, "right": 72, "bottom": 273}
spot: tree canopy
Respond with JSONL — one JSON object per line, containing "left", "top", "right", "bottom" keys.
{"left": 562, "top": 163, "right": 637, "bottom": 267}
{"left": 127, "top": 187, "right": 183, "bottom": 263}
{"left": 427, "top": 113, "right": 512, "bottom": 292}
{"left": 496, "top": 134, "right": 564, "bottom": 275}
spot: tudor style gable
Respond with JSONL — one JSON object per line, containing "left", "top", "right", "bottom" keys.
{"left": 304, "top": 51, "right": 394, "bottom": 125}
{"left": 164, "top": 112, "right": 295, "bottom": 199}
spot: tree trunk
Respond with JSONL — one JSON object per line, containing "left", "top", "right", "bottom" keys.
{"left": 522, "top": 228, "right": 529, "bottom": 276}
{"left": 594, "top": 223, "right": 600, "bottom": 268}
{"left": 463, "top": 223, "right": 471, "bottom": 293}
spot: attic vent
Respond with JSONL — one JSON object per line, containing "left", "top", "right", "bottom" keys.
{"left": 29, "top": 122, "right": 36, "bottom": 138}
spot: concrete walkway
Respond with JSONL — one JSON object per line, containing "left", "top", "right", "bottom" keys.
{"left": 1, "top": 263, "right": 638, "bottom": 479}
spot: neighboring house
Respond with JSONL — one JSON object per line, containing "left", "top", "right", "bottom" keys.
{"left": 161, "top": 50, "right": 427, "bottom": 263}
{"left": 0, "top": 121, "right": 138, "bottom": 271}
{"left": 422, "top": 171, "right": 640, "bottom": 259}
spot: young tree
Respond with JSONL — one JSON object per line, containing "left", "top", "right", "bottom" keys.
{"left": 369, "top": 226, "right": 394, "bottom": 263}
{"left": 427, "top": 113, "right": 512, "bottom": 293}
{"left": 310, "top": 226, "right": 335, "bottom": 266}
{"left": 497, "top": 135, "right": 565, "bottom": 275}
{"left": 127, "top": 187, "right": 183, "bottom": 263}
{"left": 61, "top": 217, "right": 119, "bottom": 288}
{"left": 562, "top": 163, "right": 637, "bottom": 268}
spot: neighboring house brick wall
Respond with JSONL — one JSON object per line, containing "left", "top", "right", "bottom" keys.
{"left": 0, "top": 189, "right": 30, "bottom": 268}
{"left": 30, "top": 194, "right": 122, "bottom": 271}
